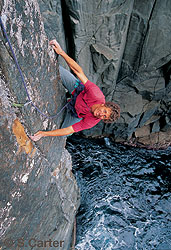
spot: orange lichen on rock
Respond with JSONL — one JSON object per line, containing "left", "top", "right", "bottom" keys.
{"left": 12, "top": 118, "right": 36, "bottom": 156}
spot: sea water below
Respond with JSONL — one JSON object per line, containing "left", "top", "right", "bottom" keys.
{"left": 66, "top": 136, "right": 171, "bottom": 250}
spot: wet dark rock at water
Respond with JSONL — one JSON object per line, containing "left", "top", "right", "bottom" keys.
{"left": 66, "top": 135, "right": 171, "bottom": 250}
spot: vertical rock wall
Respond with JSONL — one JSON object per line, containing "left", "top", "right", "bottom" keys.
{"left": 0, "top": 0, "right": 170, "bottom": 248}
{"left": 0, "top": 1, "right": 79, "bottom": 249}
{"left": 39, "top": 0, "right": 171, "bottom": 148}
{"left": 71, "top": 0, "right": 171, "bottom": 148}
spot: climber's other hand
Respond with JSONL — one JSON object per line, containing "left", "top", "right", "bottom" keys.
{"left": 49, "top": 40, "right": 63, "bottom": 54}
{"left": 30, "top": 131, "right": 44, "bottom": 141}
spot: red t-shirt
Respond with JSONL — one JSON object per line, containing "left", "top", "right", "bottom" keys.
{"left": 72, "top": 80, "right": 105, "bottom": 132}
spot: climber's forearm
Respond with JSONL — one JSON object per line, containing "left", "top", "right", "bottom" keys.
{"left": 57, "top": 49, "right": 82, "bottom": 74}
{"left": 56, "top": 49, "right": 88, "bottom": 84}
{"left": 43, "top": 126, "right": 74, "bottom": 137}
{"left": 50, "top": 40, "right": 88, "bottom": 83}
{"left": 30, "top": 126, "right": 75, "bottom": 141}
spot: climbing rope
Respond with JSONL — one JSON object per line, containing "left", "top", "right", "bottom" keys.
{"left": 0, "top": 16, "right": 69, "bottom": 119}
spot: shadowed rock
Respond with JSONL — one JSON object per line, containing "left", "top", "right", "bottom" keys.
{"left": 40, "top": 0, "right": 170, "bottom": 148}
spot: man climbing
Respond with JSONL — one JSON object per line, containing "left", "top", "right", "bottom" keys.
{"left": 30, "top": 40, "right": 120, "bottom": 141}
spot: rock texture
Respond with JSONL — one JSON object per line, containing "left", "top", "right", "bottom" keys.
{"left": 0, "top": 0, "right": 171, "bottom": 247}
{"left": 0, "top": 1, "right": 79, "bottom": 249}
{"left": 39, "top": 0, "right": 171, "bottom": 148}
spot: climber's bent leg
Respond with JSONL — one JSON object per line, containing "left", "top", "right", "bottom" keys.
{"left": 59, "top": 65, "right": 78, "bottom": 94}
{"left": 61, "top": 109, "right": 82, "bottom": 129}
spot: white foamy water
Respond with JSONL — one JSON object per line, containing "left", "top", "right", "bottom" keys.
{"left": 67, "top": 136, "right": 171, "bottom": 250}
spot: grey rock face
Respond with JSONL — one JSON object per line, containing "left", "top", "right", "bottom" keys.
{"left": 0, "top": 1, "right": 79, "bottom": 249}
{"left": 39, "top": 0, "right": 171, "bottom": 148}
{"left": 0, "top": 0, "right": 170, "bottom": 248}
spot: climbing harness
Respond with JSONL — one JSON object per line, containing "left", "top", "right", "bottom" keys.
{"left": 0, "top": 16, "right": 69, "bottom": 119}
{"left": 68, "top": 81, "right": 85, "bottom": 117}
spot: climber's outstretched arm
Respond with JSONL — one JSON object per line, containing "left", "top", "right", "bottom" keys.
{"left": 30, "top": 126, "right": 75, "bottom": 141}
{"left": 50, "top": 40, "right": 88, "bottom": 84}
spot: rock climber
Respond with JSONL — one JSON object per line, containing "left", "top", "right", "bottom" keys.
{"left": 30, "top": 40, "right": 120, "bottom": 141}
